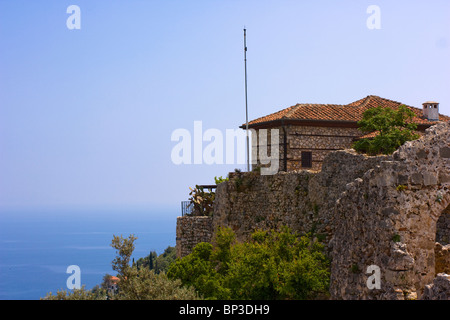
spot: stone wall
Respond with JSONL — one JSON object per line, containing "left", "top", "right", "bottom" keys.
{"left": 329, "top": 121, "right": 450, "bottom": 299}
{"left": 436, "top": 206, "right": 450, "bottom": 245}
{"left": 435, "top": 243, "right": 450, "bottom": 275}
{"left": 214, "top": 150, "right": 390, "bottom": 250}
{"left": 176, "top": 216, "right": 213, "bottom": 258}
{"left": 252, "top": 125, "right": 362, "bottom": 172}
{"left": 286, "top": 126, "right": 361, "bottom": 172}
{"left": 213, "top": 170, "right": 317, "bottom": 242}
{"left": 422, "top": 273, "right": 450, "bottom": 300}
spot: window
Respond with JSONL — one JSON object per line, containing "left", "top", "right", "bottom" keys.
{"left": 301, "top": 151, "right": 312, "bottom": 168}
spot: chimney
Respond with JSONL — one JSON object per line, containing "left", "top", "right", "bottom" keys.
{"left": 422, "top": 101, "right": 439, "bottom": 121}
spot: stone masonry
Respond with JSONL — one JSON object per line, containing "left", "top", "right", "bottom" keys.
{"left": 422, "top": 273, "right": 450, "bottom": 300}
{"left": 176, "top": 216, "right": 213, "bottom": 258}
{"left": 253, "top": 125, "right": 362, "bottom": 172}
{"left": 330, "top": 121, "right": 450, "bottom": 299}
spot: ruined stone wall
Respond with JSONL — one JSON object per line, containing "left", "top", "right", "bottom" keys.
{"left": 435, "top": 207, "right": 450, "bottom": 276}
{"left": 435, "top": 243, "right": 450, "bottom": 275}
{"left": 422, "top": 273, "right": 450, "bottom": 300}
{"left": 329, "top": 121, "right": 450, "bottom": 300}
{"left": 436, "top": 206, "right": 450, "bottom": 245}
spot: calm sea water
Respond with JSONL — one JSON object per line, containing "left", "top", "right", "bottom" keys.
{"left": 0, "top": 207, "right": 178, "bottom": 300}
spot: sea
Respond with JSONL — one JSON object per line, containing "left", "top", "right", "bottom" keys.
{"left": 0, "top": 207, "right": 178, "bottom": 300}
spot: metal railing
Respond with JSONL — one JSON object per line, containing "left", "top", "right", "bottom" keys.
{"left": 181, "top": 201, "right": 194, "bottom": 217}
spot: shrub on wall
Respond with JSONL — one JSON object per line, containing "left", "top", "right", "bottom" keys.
{"left": 353, "top": 105, "right": 420, "bottom": 155}
{"left": 167, "top": 226, "right": 330, "bottom": 300}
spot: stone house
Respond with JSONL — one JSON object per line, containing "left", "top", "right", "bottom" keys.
{"left": 242, "top": 95, "right": 449, "bottom": 171}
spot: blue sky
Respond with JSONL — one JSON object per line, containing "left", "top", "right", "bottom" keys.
{"left": 0, "top": 0, "right": 449, "bottom": 212}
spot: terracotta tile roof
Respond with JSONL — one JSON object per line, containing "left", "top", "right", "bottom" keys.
{"left": 348, "top": 95, "right": 450, "bottom": 125}
{"left": 356, "top": 130, "right": 424, "bottom": 140}
{"left": 244, "top": 95, "right": 450, "bottom": 128}
{"left": 357, "top": 130, "right": 380, "bottom": 139}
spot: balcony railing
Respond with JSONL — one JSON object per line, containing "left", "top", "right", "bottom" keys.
{"left": 181, "top": 201, "right": 194, "bottom": 217}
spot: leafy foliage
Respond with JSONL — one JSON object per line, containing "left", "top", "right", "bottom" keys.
{"left": 136, "top": 246, "right": 176, "bottom": 274}
{"left": 167, "top": 226, "right": 330, "bottom": 300}
{"left": 42, "top": 235, "right": 199, "bottom": 300}
{"left": 353, "top": 105, "right": 420, "bottom": 155}
{"left": 110, "top": 267, "right": 200, "bottom": 300}
{"left": 42, "top": 286, "right": 107, "bottom": 300}
{"left": 111, "top": 234, "right": 138, "bottom": 280}
{"left": 42, "top": 228, "right": 330, "bottom": 300}
{"left": 109, "top": 234, "right": 199, "bottom": 300}
{"left": 214, "top": 176, "right": 229, "bottom": 184}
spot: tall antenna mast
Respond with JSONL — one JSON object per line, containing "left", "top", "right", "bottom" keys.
{"left": 244, "top": 27, "right": 250, "bottom": 172}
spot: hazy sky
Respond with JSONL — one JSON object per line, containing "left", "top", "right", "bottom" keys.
{"left": 1, "top": 0, "right": 449, "bottom": 212}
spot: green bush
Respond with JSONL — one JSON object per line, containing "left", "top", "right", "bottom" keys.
{"left": 167, "top": 242, "right": 227, "bottom": 299}
{"left": 167, "top": 226, "right": 330, "bottom": 300}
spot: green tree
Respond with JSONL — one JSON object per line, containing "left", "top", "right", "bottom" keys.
{"left": 224, "top": 227, "right": 329, "bottom": 300}
{"left": 149, "top": 251, "right": 154, "bottom": 270}
{"left": 110, "top": 235, "right": 199, "bottom": 300}
{"left": 167, "top": 242, "right": 228, "bottom": 299}
{"left": 136, "top": 246, "right": 176, "bottom": 274}
{"left": 353, "top": 105, "right": 420, "bottom": 155}
{"left": 111, "top": 234, "right": 138, "bottom": 281}
{"left": 154, "top": 247, "right": 176, "bottom": 273}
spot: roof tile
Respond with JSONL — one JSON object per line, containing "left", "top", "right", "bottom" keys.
{"left": 246, "top": 95, "right": 450, "bottom": 127}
